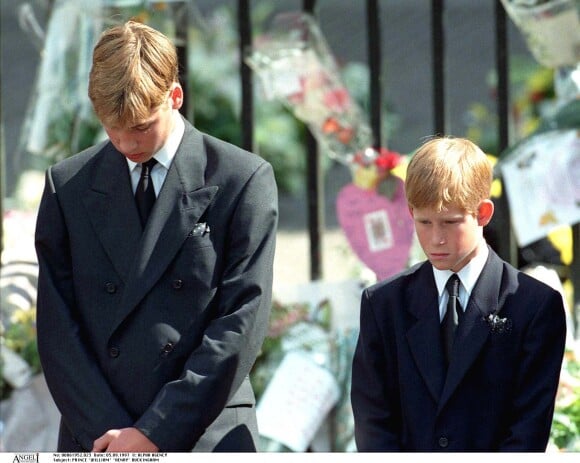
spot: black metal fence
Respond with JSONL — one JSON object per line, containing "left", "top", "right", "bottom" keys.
{"left": 227, "top": 0, "right": 579, "bottom": 334}
{"left": 232, "top": 0, "right": 516, "bottom": 278}
{"left": 5, "top": 0, "right": 578, "bottom": 336}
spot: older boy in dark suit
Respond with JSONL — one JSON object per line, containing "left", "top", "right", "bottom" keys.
{"left": 351, "top": 136, "right": 566, "bottom": 451}
{"left": 35, "top": 21, "right": 278, "bottom": 452}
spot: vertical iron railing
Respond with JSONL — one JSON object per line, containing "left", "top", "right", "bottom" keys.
{"left": 495, "top": 1, "right": 510, "bottom": 154}
{"left": 238, "top": 0, "right": 254, "bottom": 152}
{"left": 493, "top": 0, "right": 519, "bottom": 267}
{"left": 432, "top": 0, "right": 445, "bottom": 136}
{"left": 175, "top": 2, "right": 189, "bottom": 118}
{"left": 235, "top": 0, "right": 323, "bottom": 280}
{"left": 367, "top": 0, "right": 382, "bottom": 150}
{"left": 303, "top": 0, "right": 324, "bottom": 280}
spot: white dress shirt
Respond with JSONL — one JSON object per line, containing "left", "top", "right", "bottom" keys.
{"left": 126, "top": 113, "right": 185, "bottom": 196}
{"left": 433, "top": 241, "right": 489, "bottom": 321}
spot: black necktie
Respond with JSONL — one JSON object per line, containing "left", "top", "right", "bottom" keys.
{"left": 442, "top": 274, "right": 462, "bottom": 364}
{"left": 135, "top": 158, "right": 158, "bottom": 227}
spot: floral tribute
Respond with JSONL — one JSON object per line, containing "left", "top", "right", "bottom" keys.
{"left": 250, "top": 298, "right": 358, "bottom": 451}
{"left": 500, "top": 0, "right": 580, "bottom": 69}
{"left": 550, "top": 343, "right": 580, "bottom": 451}
{"left": 246, "top": 12, "right": 372, "bottom": 165}
{"left": 336, "top": 153, "right": 415, "bottom": 279}
{"left": 247, "top": 12, "right": 414, "bottom": 279}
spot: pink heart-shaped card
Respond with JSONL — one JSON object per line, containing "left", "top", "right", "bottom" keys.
{"left": 336, "top": 176, "right": 415, "bottom": 280}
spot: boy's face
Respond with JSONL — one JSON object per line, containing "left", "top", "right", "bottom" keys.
{"left": 102, "top": 84, "right": 183, "bottom": 164}
{"left": 409, "top": 200, "right": 493, "bottom": 273}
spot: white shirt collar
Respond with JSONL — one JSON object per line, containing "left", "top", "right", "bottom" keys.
{"left": 433, "top": 239, "right": 489, "bottom": 299}
{"left": 126, "top": 112, "right": 185, "bottom": 172}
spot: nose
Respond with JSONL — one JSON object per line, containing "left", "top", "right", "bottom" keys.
{"left": 432, "top": 226, "right": 446, "bottom": 245}
{"left": 116, "top": 133, "right": 138, "bottom": 153}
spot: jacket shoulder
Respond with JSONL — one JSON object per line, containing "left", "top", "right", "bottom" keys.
{"left": 198, "top": 130, "right": 270, "bottom": 175}
{"left": 49, "top": 140, "right": 109, "bottom": 183}
{"left": 365, "top": 260, "right": 427, "bottom": 299}
{"left": 490, "top": 248, "right": 561, "bottom": 299}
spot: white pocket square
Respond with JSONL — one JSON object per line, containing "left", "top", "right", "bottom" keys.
{"left": 189, "top": 222, "right": 210, "bottom": 237}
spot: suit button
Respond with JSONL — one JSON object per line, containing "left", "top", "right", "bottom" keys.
{"left": 109, "top": 347, "right": 120, "bottom": 358}
{"left": 172, "top": 279, "right": 183, "bottom": 289}
{"left": 438, "top": 436, "right": 449, "bottom": 448}
{"left": 162, "top": 342, "right": 174, "bottom": 354}
{"left": 104, "top": 282, "right": 117, "bottom": 294}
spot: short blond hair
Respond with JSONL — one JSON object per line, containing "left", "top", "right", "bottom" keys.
{"left": 88, "top": 20, "right": 178, "bottom": 127}
{"left": 405, "top": 136, "right": 493, "bottom": 214}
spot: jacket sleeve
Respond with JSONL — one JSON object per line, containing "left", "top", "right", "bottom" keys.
{"left": 351, "top": 288, "right": 402, "bottom": 451}
{"left": 133, "top": 161, "right": 278, "bottom": 450}
{"left": 35, "top": 168, "right": 134, "bottom": 450}
{"left": 498, "top": 287, "right": 566, "bottom": 451}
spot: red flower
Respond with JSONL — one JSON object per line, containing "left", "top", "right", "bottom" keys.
{"left": 529, "top": 90, "right": 545, "bottom": 103}
{"left": 337, "top": 127, "right": 354, "bottom": 144}
{"left": 322, "top": 117, "right": 355, "bottom": 144}
{"left": 322, "top": 117, "right": 341, "bottom": 134}
{"left": 374, "top": 148, "right": 402, "bottom": 172}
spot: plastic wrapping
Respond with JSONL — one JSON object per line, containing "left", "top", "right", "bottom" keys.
{"left": 501, "top": 0, "right": 580, "bottom": 68}
{"left": 246, "top": 12, "right": 373, "bottom": 165}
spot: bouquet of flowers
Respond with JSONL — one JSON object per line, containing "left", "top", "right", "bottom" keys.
{"left": 500, "top": 0, "right": 580, "bottom": 68}
{"left": 251, "top": 298, "right": 357, "bottom": 451}
{"left": 0, "top": 308, "right": 39, "bottom": 401}
{"left": 246, "top": 12, "right": 373, "bottom": 166}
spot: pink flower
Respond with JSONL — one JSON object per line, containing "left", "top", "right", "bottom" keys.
{"left": 323, "top": 87, "right": 351, "bottom": 112}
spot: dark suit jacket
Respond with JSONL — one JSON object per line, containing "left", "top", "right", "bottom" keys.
{"left": 34, "top": 120, "right": 278, "bottom": 452}
{"left": 351, "top": 247, "right": 566, "bottom": 451}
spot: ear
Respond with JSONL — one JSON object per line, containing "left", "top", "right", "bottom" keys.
{"left": 169, "top": 83, "right": 184, "bottom": 110}
{"left": 477, "top": 199, "right": 494, "bottom": 226}
{"left": 408, "top": 205, "right": 415, "bottom": 218}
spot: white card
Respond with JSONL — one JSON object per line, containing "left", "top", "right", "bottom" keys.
{"left": 256, "top": 351, "right": 340, "bottom": 452}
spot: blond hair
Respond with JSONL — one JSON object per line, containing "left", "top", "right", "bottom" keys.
{"left": 405, "top": 136, "right": 493, "bottom": 214}
{"left": 88, "top": 20, "right": 178, "bottom": 127}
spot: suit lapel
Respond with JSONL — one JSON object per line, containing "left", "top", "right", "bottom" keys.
{"left": 82, "top": 143, "right": 142, "bottom": 281}
{"left": 406, "top": 263, "right": 447, "bottom": 403}
{"left": 109, "top": 123, "right": 219, "bottom": 337}
{"left": 438, "top": 249, "right": 503, "bottom": 410}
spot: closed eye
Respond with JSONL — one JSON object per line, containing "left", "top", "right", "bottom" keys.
{"left": 134, "top": 124, "right": 152, "bottom": 133}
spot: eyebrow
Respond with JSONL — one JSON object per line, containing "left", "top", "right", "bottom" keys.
{"left": 130, "top": 118, "right": 156, "bottom": 130}
{"left": 130, "top": 106, "right": 163, "bottom": 129}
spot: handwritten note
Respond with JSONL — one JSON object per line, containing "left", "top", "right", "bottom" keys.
{"left": 256, "top": 351, "right": 340, "bottom": 452}
{"left": 500, "top": 129, "right": 580, "bottom": 247}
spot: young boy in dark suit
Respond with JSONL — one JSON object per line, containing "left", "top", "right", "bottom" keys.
{"left": 35, "top": 21, "right": 278, "bottom": 452}
{"left": 351, "top": 136, "right": 566, "bottom": 451}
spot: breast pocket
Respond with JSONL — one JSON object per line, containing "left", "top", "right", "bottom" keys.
{"left": 171, "top": 236, "right": 219, "bottom": 294}
{"left": 186, "top": 233, "right": 213, "bottom": 250}
{"left": 186, "top": 222, "right": 213, "bottom": 249}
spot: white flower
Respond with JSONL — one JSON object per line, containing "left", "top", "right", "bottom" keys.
{"left": 485, "top": 313, "right": 512, "bottom": 334}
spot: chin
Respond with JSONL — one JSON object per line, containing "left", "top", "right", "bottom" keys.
{"left": 430, "top": 262, "right": 451, "bottom": 271}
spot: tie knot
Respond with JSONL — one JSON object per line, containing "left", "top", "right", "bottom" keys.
{"left": 141, "top": 158, "right": 158, "bottom": 176}
{"left": 445, "top": 274, "right": 460, "bottom": 298}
